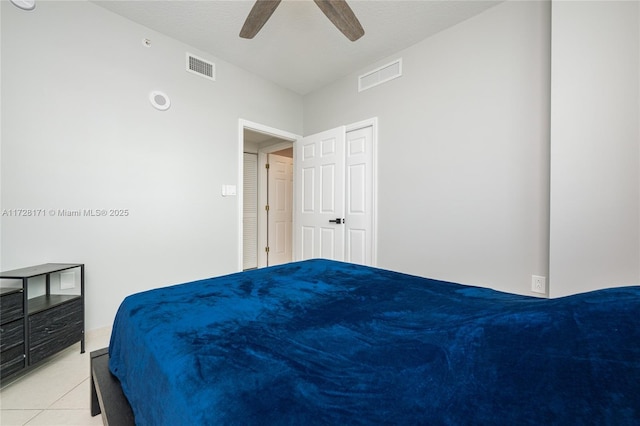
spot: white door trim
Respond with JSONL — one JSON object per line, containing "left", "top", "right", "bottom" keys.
{"left": 238, "top": 119, "right": 301, "bottom": 271}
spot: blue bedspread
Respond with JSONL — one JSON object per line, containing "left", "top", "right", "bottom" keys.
{"left": 109, "top": 259, "right": 640, "bottom": 425}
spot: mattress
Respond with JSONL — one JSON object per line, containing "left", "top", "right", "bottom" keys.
{"left": 109, "top": 259, "right": 640, "bottom": 425}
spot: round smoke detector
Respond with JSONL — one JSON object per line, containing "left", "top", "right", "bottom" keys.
{"left": 149, "top": 91, "right": 171, "bottom": 111}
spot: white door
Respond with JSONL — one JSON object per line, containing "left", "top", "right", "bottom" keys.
{"left": 344, "top": 126, "right": 374, "bottom": 265}
{"left": 267, "top": 154, "right": 293, "bottom": 266}
{"left": 295, "top": 127, "right": 346, "bottom": 261}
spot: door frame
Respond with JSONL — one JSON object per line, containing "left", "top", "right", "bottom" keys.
{"left": 238, "top": 117, "right": 377, "bottom": 270}
{"left": 238, "top": 119, "right": 301, "bottom": 271}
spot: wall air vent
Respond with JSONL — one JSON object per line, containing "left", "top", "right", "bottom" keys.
{"left": 186, "top": 53, "right": 215, "bottom": 81}
{"left": 358, "top": 58, "right": 402, "bottom": 92}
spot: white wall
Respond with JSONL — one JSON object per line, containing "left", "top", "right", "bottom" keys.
{"left": 3, "top": 0, "right": 637, "bottom": 334}
{"left": 549, "top": 1, "right": 640, "bottom": 297}
{"left": 0, "top": 1, "right": 3, "bottom": 274}
{"left": 0, "top": 1, "right": 303, "bottom": 330}
{"left": 304, "top": 1, "right": 551, "bottom": 296}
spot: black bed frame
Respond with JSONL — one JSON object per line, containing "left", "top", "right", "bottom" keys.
{"left": 90, "top": 348, "right": 135, "bottom": 425}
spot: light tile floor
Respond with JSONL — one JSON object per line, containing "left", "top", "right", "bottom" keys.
{"left": 0, "top": 327, "right": 111, "bottom": 426}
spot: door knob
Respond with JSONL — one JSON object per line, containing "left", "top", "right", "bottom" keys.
{"left": 329, "top": 218, "right": 343, "bottom": 224}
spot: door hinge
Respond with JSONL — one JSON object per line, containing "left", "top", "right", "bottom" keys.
{"left": 265, "top": 246, "right": 270, "bottom": 253}
{"left": 265, "top": 163, "right": 270, "bottom": 169}
{"left": 265, "top": 204, "right": 270, "bottom": 212}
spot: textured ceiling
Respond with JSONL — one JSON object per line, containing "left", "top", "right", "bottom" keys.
{"left": 92, "top": 0, "right": 501, "bottom": 95}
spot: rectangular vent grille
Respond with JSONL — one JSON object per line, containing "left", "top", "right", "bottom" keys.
{"left": 186, "top": 53, "right": 215, "bottom": 81}
{"left": 358, "top": 58, "right": 402, "bottom": 92}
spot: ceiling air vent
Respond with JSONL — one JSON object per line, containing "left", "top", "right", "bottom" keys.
{"left": 186, "top": 53, "right": 215, "bottom": 81}
{"left": 358, "top": 58, "right": 402, "bottom": 92}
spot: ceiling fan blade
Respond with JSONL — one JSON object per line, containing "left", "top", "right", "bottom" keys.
{"left": 240, "top": 0, "right": 282, "bottom": 39}
{"left": 313, "top": 0, "right": 364, "bottom": 42}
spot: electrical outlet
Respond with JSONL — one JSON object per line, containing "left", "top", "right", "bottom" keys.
{"left": 531, "top": 275, "right": 546, "bottom": 294}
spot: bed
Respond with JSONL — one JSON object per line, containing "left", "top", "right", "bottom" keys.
{"left": 101, "top": 259, "right": 640, "bottom": 425}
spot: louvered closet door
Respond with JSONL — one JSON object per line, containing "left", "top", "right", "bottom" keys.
{"left": 243, "top": 153, "right": 258, "bottom": 270}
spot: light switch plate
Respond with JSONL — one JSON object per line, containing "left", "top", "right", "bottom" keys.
{"left": 222, "top": 184, "right": 237, "bottom": 197}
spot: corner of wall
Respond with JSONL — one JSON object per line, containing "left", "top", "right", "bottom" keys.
{"left": 549, "top": 0, "right": 640, "bottom": 297}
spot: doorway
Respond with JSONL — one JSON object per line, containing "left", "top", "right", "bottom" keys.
{"left": 240, "top": 120, "right": 300, "bottom": 270}
{"left": 238, "top": 118, "right": 377, "bottom": 271}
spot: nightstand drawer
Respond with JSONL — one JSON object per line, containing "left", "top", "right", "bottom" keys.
{"left": 0, "top": 291, "right": 24, "bottom": 324}
{"left": 0, "top": 319, "right": 24, "bottom": 352}
{"left": 29, "top": 298, "right": 83, "bottom": 364}
{"left": 0, "top": 344, "right": 25, "bottom": 379}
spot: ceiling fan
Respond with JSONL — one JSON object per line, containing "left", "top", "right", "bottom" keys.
{"left": 240, "top": 0, "right": 365, "bottom": 42}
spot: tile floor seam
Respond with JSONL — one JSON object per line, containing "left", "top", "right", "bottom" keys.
{"left": 19, "top": 408, "right": 42, "bottom": 426}
{"left": 0, "top": 328, "right": 110, "bottom": 426}
{"left": 46, "top": 378, "right": 88, "bottom": 410}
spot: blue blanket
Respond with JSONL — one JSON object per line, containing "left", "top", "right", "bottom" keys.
{"left": 109, "top": 259, "right": 640, "bottom": 425}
